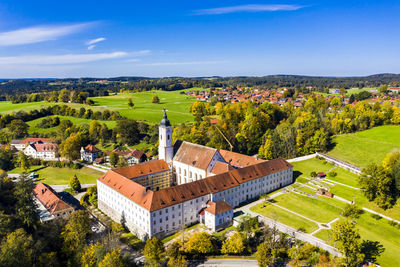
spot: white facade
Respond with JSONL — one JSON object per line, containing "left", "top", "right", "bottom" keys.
{"left": 174, "top": 151, "right": 225, "bottom": 185}
{"left": 204, "top": 209, "right": 234, "bottom": 232}
{"left": 23, "top": 145, "right": 57, "bottom": 160}
{"left": 158, "top": 125, "right": 173, "bottom": 164}
{"left": 98, "top": 164, "right": 293, "bottom": 240}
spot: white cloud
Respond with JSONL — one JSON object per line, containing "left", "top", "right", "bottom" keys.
{"left": 131, "top": 50, "right": 151, "bottom": 56}
{"left": 0, "top": 52, "right": 128, "bottom": 65}
{"left": 194, "top": 4, "right": 303, "bottom": 15}
{"left": 86, "top": 37, "right": 106, "bottom": 45}
{"left": 141, "top": 61, "right": 225, "bottom": 66}
{"left": 0, "top": 23, "right": 93, "bottom": 46}
{"left": 88, "top": 45, "right": 96, "bottom": 50}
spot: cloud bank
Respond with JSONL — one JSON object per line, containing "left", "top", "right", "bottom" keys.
{"left": 194, "top": 4, "right": 303, "bottom": 15}
{"left": 0, "top": 23, "right": 93, "bottom": 46}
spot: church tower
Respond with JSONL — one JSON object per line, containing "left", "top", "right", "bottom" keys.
{"left": 159, "top": 110, "right": 173, "bottom": 163}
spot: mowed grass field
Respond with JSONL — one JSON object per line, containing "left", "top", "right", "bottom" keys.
{"left": 251, "top": 158, "right": 400, "bottom": 266}
{"left": 0, "top": 88, "right": 203, "bottom": 125}
{"left": 27, "top": 115, "right": 117, "bottom": 134}
{"left": 328, "top": 125, "right": 400, "bottom": 168}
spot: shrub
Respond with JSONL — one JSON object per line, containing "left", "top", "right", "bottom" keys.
{"left": 342, "top": 204, "right": 363, "bottom": 218}
{"left": 310, "top": 171, "right": 317, "bottom": 178}
{"left": 371, "top": 214, "right": 382, "bottom": 220}
{"left": 327, "top": 171, "right": 337, "bottom": 178}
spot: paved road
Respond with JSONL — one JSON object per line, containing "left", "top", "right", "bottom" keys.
{"left": 50, "top": 183, "right": 96, "bottom": 192}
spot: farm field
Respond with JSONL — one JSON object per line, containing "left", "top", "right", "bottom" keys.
{"left": 27, "top": 115, "right": 117, "bottom": 134}
{"left": 327, "top": 125, "right": 400, "bottom": 168}
{"left": 251, "top": 157, "right": 400, "bottom": 266}
{"left": 0, "top": 89, "right": 203, "bottom": 125}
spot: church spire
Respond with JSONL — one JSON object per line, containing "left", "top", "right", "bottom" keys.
{"left": 160, "top": 108, "right": 171, "bottom": 127}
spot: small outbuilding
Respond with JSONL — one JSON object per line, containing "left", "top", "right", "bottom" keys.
{"left": 202, "top": 200, "right": 233, "bottom": 231}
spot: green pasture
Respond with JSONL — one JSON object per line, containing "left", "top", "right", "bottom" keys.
{"left": 327, "top": 125, "right": 400, "bottom": 168}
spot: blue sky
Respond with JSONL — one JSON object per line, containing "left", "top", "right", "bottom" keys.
{"left": 0, "top": 0, "right": 399, "bottom": 78}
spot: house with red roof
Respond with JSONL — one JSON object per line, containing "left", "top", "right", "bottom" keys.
{"left": 34, "top": 183, "right": 75, "bottom": 222}
{"left": 81, "top": 144, "right": 101, "bottom": 163}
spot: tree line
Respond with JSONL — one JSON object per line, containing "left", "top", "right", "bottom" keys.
{"left": 173, "top": 96, "right": 400, "bottom": 159}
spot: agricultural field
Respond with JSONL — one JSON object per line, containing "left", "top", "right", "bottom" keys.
{"left": 0, "top": 88, "right": 203, "bottom": 125}
{"left": 327, "top": 125, "right": 400, "bottom": 168}
{"left": 316, "top": 87, "right": 377, "bottom": 97}
{"left": 27, "top": 115, "right": 117, "bottom": 134}
{"left": 251, "top": 157, "right": 400, "bottom": 266}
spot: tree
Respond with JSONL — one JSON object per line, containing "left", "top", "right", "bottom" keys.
{"left": 89, "top": 120, "right": 101, "bottom": 144}
{"left": 221, "top": 232, "right": 246, "bottom": 255}
{"left": 81, "top": 242, "right": 106, "bottom": 266}
{"left": 69, "top": 175, "right": 81, "bottom": 192}
{"left": 58, "top": 89, "right": 70, "bottom": 102}
{"left": 167, "top": 255, "right": 188, "bottom": 267}
{"left": 62, "top": 210, "right": 91, "bottom": 262}
{"left": 0, "top": 228, "right": 34, "bottom": 266}
{"left": 14, "top": 174, "right": 39, "bottom": 229}
{"left": 114, "top": 119, "right": 140, "bottom": 145}
{"left": 256, "top": 243, "right": 273, "bottom": 267}
{"left": 59, "top": 132, "right": 85, "bottom": 160}
{"left": 128, "top": 98, "right": 134, "bottom": 108}
{"left": 144, "top": 237, "right": 165, "bottom": 266}
{"left": 0, "top": 146, "right": 13, "bottom": 171}
{"left": 359, "top": 163, "right": 397, "bottom": 209}
{"left": 186, "top": 232, "right": 214, "bottom": 256}
{"left": 342, "top": 204, "right": 362, "bottom": 218}
{"left": 7, "top": 119, "right": 29, "bottom": 138}
{"left": 330, "top": 220, "right": 364, "bottom": 266}
{"left": 15, "top": 151, "right": 30, "bottom": 171}
{"left": 98, "top": 249, "right": 124, "bottom": 267}
{"left": 339, "top": 88, "right": 347, "bottom": 96}
{"left": 109, "top": 152, "right": 119, "bottom": 167}
{"left": 152, "top": 95, "right": 160, "bottom": 104}
{"left": 378, "top": 84, "right": 388, "bottom": 94}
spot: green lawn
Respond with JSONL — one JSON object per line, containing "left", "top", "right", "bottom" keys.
{"left": 272, "top": 193, "right": 344, "bottom": 223}
{"left": 291, "top": 158, "right": 334, "bottom": 181}
{"left": 326, "top": 167, "right": 360, "bottom": 188}
{"left": 251, "top": 202, "right": 319, "bottom": 233}
{"left": 328, "top": 125, "right": 400, "bottom": 168}
{"left": 27, "top": 115, "right": 117, "bottom": 134}
{"left": 318, "top": 216, "right": 400, "bottom": 267}
{"left": 34, "top": 166, "right": 103, "bottom": 184}
{"left": 0, "top": 89, "right": 203, "bottom": 125}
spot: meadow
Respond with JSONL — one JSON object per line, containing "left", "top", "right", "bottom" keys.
{"left": 0, "top": 89, "right": 202, "bottom": 125}
{"left": 327, "top": 125, "right": 400, "bottom": 168}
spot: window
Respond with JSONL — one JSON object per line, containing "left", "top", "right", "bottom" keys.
{"left": 167, "top": 135, "right": 170, "bottom": 140}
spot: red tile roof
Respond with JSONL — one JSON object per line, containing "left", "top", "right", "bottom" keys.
{"left": 34, "top": 183, "right": 73, "bottom": 214}
{"left": 32, "top": 143, "right": 57, "bottom": 152}
{"left": 173, "top": 141, "right": 217, "bottom": 170}
{"left": 205, "top": 201, "right": 232, "bottom": 215}
{"left": 113, "top": 159, "right": 170, "bottom": 179}
{"left": 98, "top": 158, "right": 292, "bottom": 212}
{"left": 210, "top": 161, "right": 234, "bottom": 175}
{"left": 218, "top": 149, "right": 265, "bottom": 168}
{"left": 84, "top": 144, "right": 100, "bottom": 153}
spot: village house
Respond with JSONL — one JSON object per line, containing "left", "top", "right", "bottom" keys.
{"left": 81, "top": 144, "right": 101, "bottom": 163}
{"left": 34, "top": 183, "right": 75, "bottom": 222}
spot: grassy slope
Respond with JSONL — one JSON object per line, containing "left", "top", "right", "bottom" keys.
{"left": 250, "top": 203, "right": 319, "bottom": 233}
{"left": 0, "top": 89, "right": 201, "bottom": 125}
{"left": 27, "top": 115, "right": 117, "bottom": 134}
{"left": 328, "top": 125, "right": 400, "bottom": 168}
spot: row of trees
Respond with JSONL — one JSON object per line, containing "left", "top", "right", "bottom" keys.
{"left": 173, "top": 95, "right": 400, "bottom": 160}
{"left": 143, "top": 217, "right": 338, "bottom": 267}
